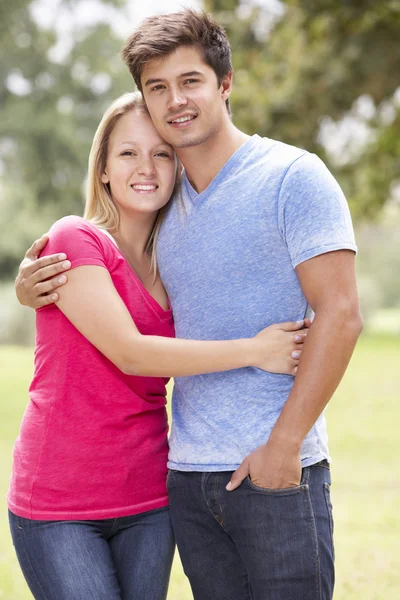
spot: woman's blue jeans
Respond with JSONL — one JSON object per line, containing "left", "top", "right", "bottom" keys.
{"left": 9, "top": 506, "right": 175, "bottom": 600}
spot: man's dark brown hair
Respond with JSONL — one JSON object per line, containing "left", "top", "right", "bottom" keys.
{"left": 121, "top": 9, "right": 233, "bottom": 115}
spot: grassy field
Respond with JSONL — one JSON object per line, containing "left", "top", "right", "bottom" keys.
{"left": 0, "top": 334, "right": 399, "bottom": 599}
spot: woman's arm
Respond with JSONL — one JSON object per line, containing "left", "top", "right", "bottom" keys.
{"left": 56, "top": 265, "right": 305, "bottom": 377}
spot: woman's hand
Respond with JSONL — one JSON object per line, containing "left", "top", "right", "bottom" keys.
{"left": 253, "top": 320, "right": 310, "bottom": 375}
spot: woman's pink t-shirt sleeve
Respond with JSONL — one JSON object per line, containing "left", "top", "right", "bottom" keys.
{"left": 41, "top": 215, "right": 110, "bottom": 270}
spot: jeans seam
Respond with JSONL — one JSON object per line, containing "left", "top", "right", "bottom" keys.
{"left": 323, "top": 482, "right": 335, "bottom": 561}
{"left": 305, "top": 484, "right": 323, "bottom": 600}
{"left": 202, "top": 475, "right": 253, "bottom": 599}
{"left": 107, "top": 518, "right": 119, "bottom": 539}
{"left": 15, "top": 522, "right": 51, "bottom": 600}
{"left": 201, "top": 473, "right": 225, "bottom": 530}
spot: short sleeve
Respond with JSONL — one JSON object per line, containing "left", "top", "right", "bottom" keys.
{"left": 41, "top": 216, "right": 109, "bottom": 270}
{"left": 277, "top": 153, "right": 357, "bottom": 268}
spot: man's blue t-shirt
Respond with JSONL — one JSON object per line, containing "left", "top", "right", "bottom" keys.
{"left": 157, "top": 135, "right": 357, "bottom": 471}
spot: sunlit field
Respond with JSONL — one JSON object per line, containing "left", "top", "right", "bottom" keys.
{"left": 1, "top": 334, "right": 399, "bottom": 599}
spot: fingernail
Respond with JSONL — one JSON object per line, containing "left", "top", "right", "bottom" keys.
{"left": 226, "top": 481, "right": 232, "bottom": 491}
{"left": 295, "top": 335, "right": 302, "bottom": 342}
{"left": 292, "top": 351, "right": 301, "bottom": 358}
{"left": 57, "top": 275, "right": 67, "bottom": 284}
{"left": 58, "top": 254, "right": 67, "bottom": 260}
{"left": 296, "top": 320, "right": 304, "bottom": 324}
{"left": 62, "top": 261, "right": 70, "bottom": 268}
{"left": 51, "top": 294, "right": 58, "bottom": 301}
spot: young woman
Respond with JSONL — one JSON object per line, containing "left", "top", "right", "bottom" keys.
{"left": 8, "top": 92, "right": 308, "bottom": 600}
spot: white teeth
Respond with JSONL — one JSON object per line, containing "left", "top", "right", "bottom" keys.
{"left": 171, "top": 115, "right": 194, "bottom": 123}
{"left": 132, "top": 185, "right": 157, "bottom": 191}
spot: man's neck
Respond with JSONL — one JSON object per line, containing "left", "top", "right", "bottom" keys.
{"left": 176, "top": 122, "right": 250, "bottom": 194}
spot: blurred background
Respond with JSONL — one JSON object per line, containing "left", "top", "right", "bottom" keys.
{"left": 0, "top": 0, "right": 399, "bottom": 598}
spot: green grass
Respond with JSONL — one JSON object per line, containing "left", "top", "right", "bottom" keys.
{"left": 1, "top": 335, "right": 399, "bottom": 599}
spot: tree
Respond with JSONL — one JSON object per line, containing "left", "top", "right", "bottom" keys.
{"left": 0, "top": 0, "right": 132, "bottom": 276}
{"left": 205, "top": 0, "right": 400, "bottom": 218}
{"left": 1, "top": 0, "right": 399, "bottom": 279}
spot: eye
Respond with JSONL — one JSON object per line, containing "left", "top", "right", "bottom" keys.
{"left": 120, "top": 150, "right": 136, "bottom": 157}
{"left": 184, "top": 79, "right": 199, "bottom": 85}
{"left": 155, "top": 151, "right": 172, "bottom": 158}
{"left": 151, "top": 84, "right": 165, "bottom": 92}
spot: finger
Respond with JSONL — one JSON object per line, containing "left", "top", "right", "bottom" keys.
{"left": 294, "top": 332, "right": 307, "bottom": 343}
{"left": 35, "top": 292, "right": 59, "bottom": 308}
{"left": 25, "top": 235, "right": 50, "bottom": 260}
{"left": 280, "top": 320, "right": 304, "bottom": 332}
{"left": 304, "top": 318, "right": 313, "bottom": 328}
{"left": 34, "top": 275, "right": 68, "bottom": 296}
{"left": 29, "top": 262, "right": 71, "bottom": 286}
{"left": 21, "top": 255, "right": 69, "bottom": 280}
{"left": 226, "top": 462, "right": 249, "bottom": 491}
{"left": 293, "top": 366, "right": 298, "bottom": 376}
{"left": 291, "top": 350, "right": 302, "bottom": 360}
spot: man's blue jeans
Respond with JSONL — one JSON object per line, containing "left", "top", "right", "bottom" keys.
{"left": 9, "top": 506, "right": 175, "bottom": 600}
{"left": 167, "top": 461, "right": 334, "bottom": 600}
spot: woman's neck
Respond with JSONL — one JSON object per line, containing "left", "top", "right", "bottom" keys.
{"left": 113, "top": 212, "right": 156, "bottom": 258}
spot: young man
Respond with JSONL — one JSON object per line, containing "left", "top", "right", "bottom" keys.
{"left": 16, "top": 9, "right": 362, "bottom": 600}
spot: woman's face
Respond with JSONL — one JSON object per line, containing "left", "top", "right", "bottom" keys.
{"left": 101, "top": 109, "right": 177, "bottom": 218}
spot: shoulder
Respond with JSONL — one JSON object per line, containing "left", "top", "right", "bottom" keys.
{"left": 247, "top": 136, "right": 309, "bottom": 181}
{"left": 42, "top": 216, "right": 111, "bottom": 264}
{"left": 48, "top": 215, "right": 98, "bottom": 238}
{"left": 46, "top": 216, "right": 109, "bottom": 247}
{"left": 254, "top": 136, "right": 333, "bottom": 179}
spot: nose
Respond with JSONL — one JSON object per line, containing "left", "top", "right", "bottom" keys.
{"left": 167, "top": 87, "right": 188, "bottom": 112}
{"left": 137, "top": 155, "right": 156, "bottom": 177}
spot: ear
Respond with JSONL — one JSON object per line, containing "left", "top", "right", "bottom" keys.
{"left": 101, "top": 170, "right": 109, "bottom": 184}
{"left": 220, "top": 71, "right": 233, "bottom": 102}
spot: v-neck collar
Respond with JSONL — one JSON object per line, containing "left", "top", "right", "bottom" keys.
{"left": 183, "top": 134, "right": 261, "bottom": 204}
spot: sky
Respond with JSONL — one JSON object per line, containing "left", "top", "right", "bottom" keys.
{"left": 29, "top": 0, "right": 203, "bottom": 61}
{"left": 30, "top": 0, "right": 279, "bottom": 39}
{"left": 29, "top": 0, "right": 282, "bottom": 63}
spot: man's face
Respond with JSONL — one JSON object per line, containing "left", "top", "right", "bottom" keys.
{"left": 141, "top": 45, "right": 232, "bottom": 149}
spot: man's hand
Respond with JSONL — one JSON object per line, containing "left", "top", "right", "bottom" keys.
{"left": 226, "top": 440, "right": 302, "bottom": 491}
{"left": 15, "top": 235, "right": 71, "bottom": 309}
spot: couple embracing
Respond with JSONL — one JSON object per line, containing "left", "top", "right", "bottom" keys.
{"left": 9, "top": 8, "right": 362, "bottom": 600}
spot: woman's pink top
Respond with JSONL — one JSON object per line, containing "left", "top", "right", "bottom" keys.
{"left": 8, "top": 216, "right": 174, "bottom": 520}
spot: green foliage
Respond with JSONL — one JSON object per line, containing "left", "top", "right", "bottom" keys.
{"left": 207, "top": 0, "right": 400, "bottom": 220}
{"left": 0, "top": 0, "right": 132, "bottom": 276}
{"left": 1, "top": 0, "right": 399, "bottom": 279}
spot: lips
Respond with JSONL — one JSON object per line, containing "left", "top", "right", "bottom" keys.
{"left": 131, "top": 183, "right": 159, "bottom": 192}
{"left": 167, "top": 113, "right": 197, "bottom": 125}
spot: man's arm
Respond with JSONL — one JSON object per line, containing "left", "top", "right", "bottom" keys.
{"left": 227, "top": 249, "right": 363, "bottom": 490}
{"left": 15, "top": 236, "right": 71, "bottom": 308}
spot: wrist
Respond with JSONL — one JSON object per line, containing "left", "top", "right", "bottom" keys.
{"left": 268, "top": 426, "right": 303, "bottom": 454}
{"left": 241, "top": 337, "right": 259, "bottom": 368}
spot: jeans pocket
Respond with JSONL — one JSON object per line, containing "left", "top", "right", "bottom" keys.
{"left": 245, "top": 467, "right": 309, "bottom": 495}
{"left": 323, "top": 481, "right": 335, "bottom": 560}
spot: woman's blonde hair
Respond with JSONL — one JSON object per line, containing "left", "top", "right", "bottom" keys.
{"left": 84, "top": 91, "right": 179, "bottom": 276}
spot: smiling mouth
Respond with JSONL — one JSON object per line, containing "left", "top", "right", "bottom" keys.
{"left": 131, "top": 184, "right": 159, "bottom": 193}
{"left": 168, "top": 114, "right": 197, "bottom": 125}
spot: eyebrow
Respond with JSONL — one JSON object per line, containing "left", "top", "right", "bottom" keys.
{"left": 144, "top": 71, "right": 203, "bottom": 87}
{"left": 116, "top": 141, "right": 172, "bottom": 149}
